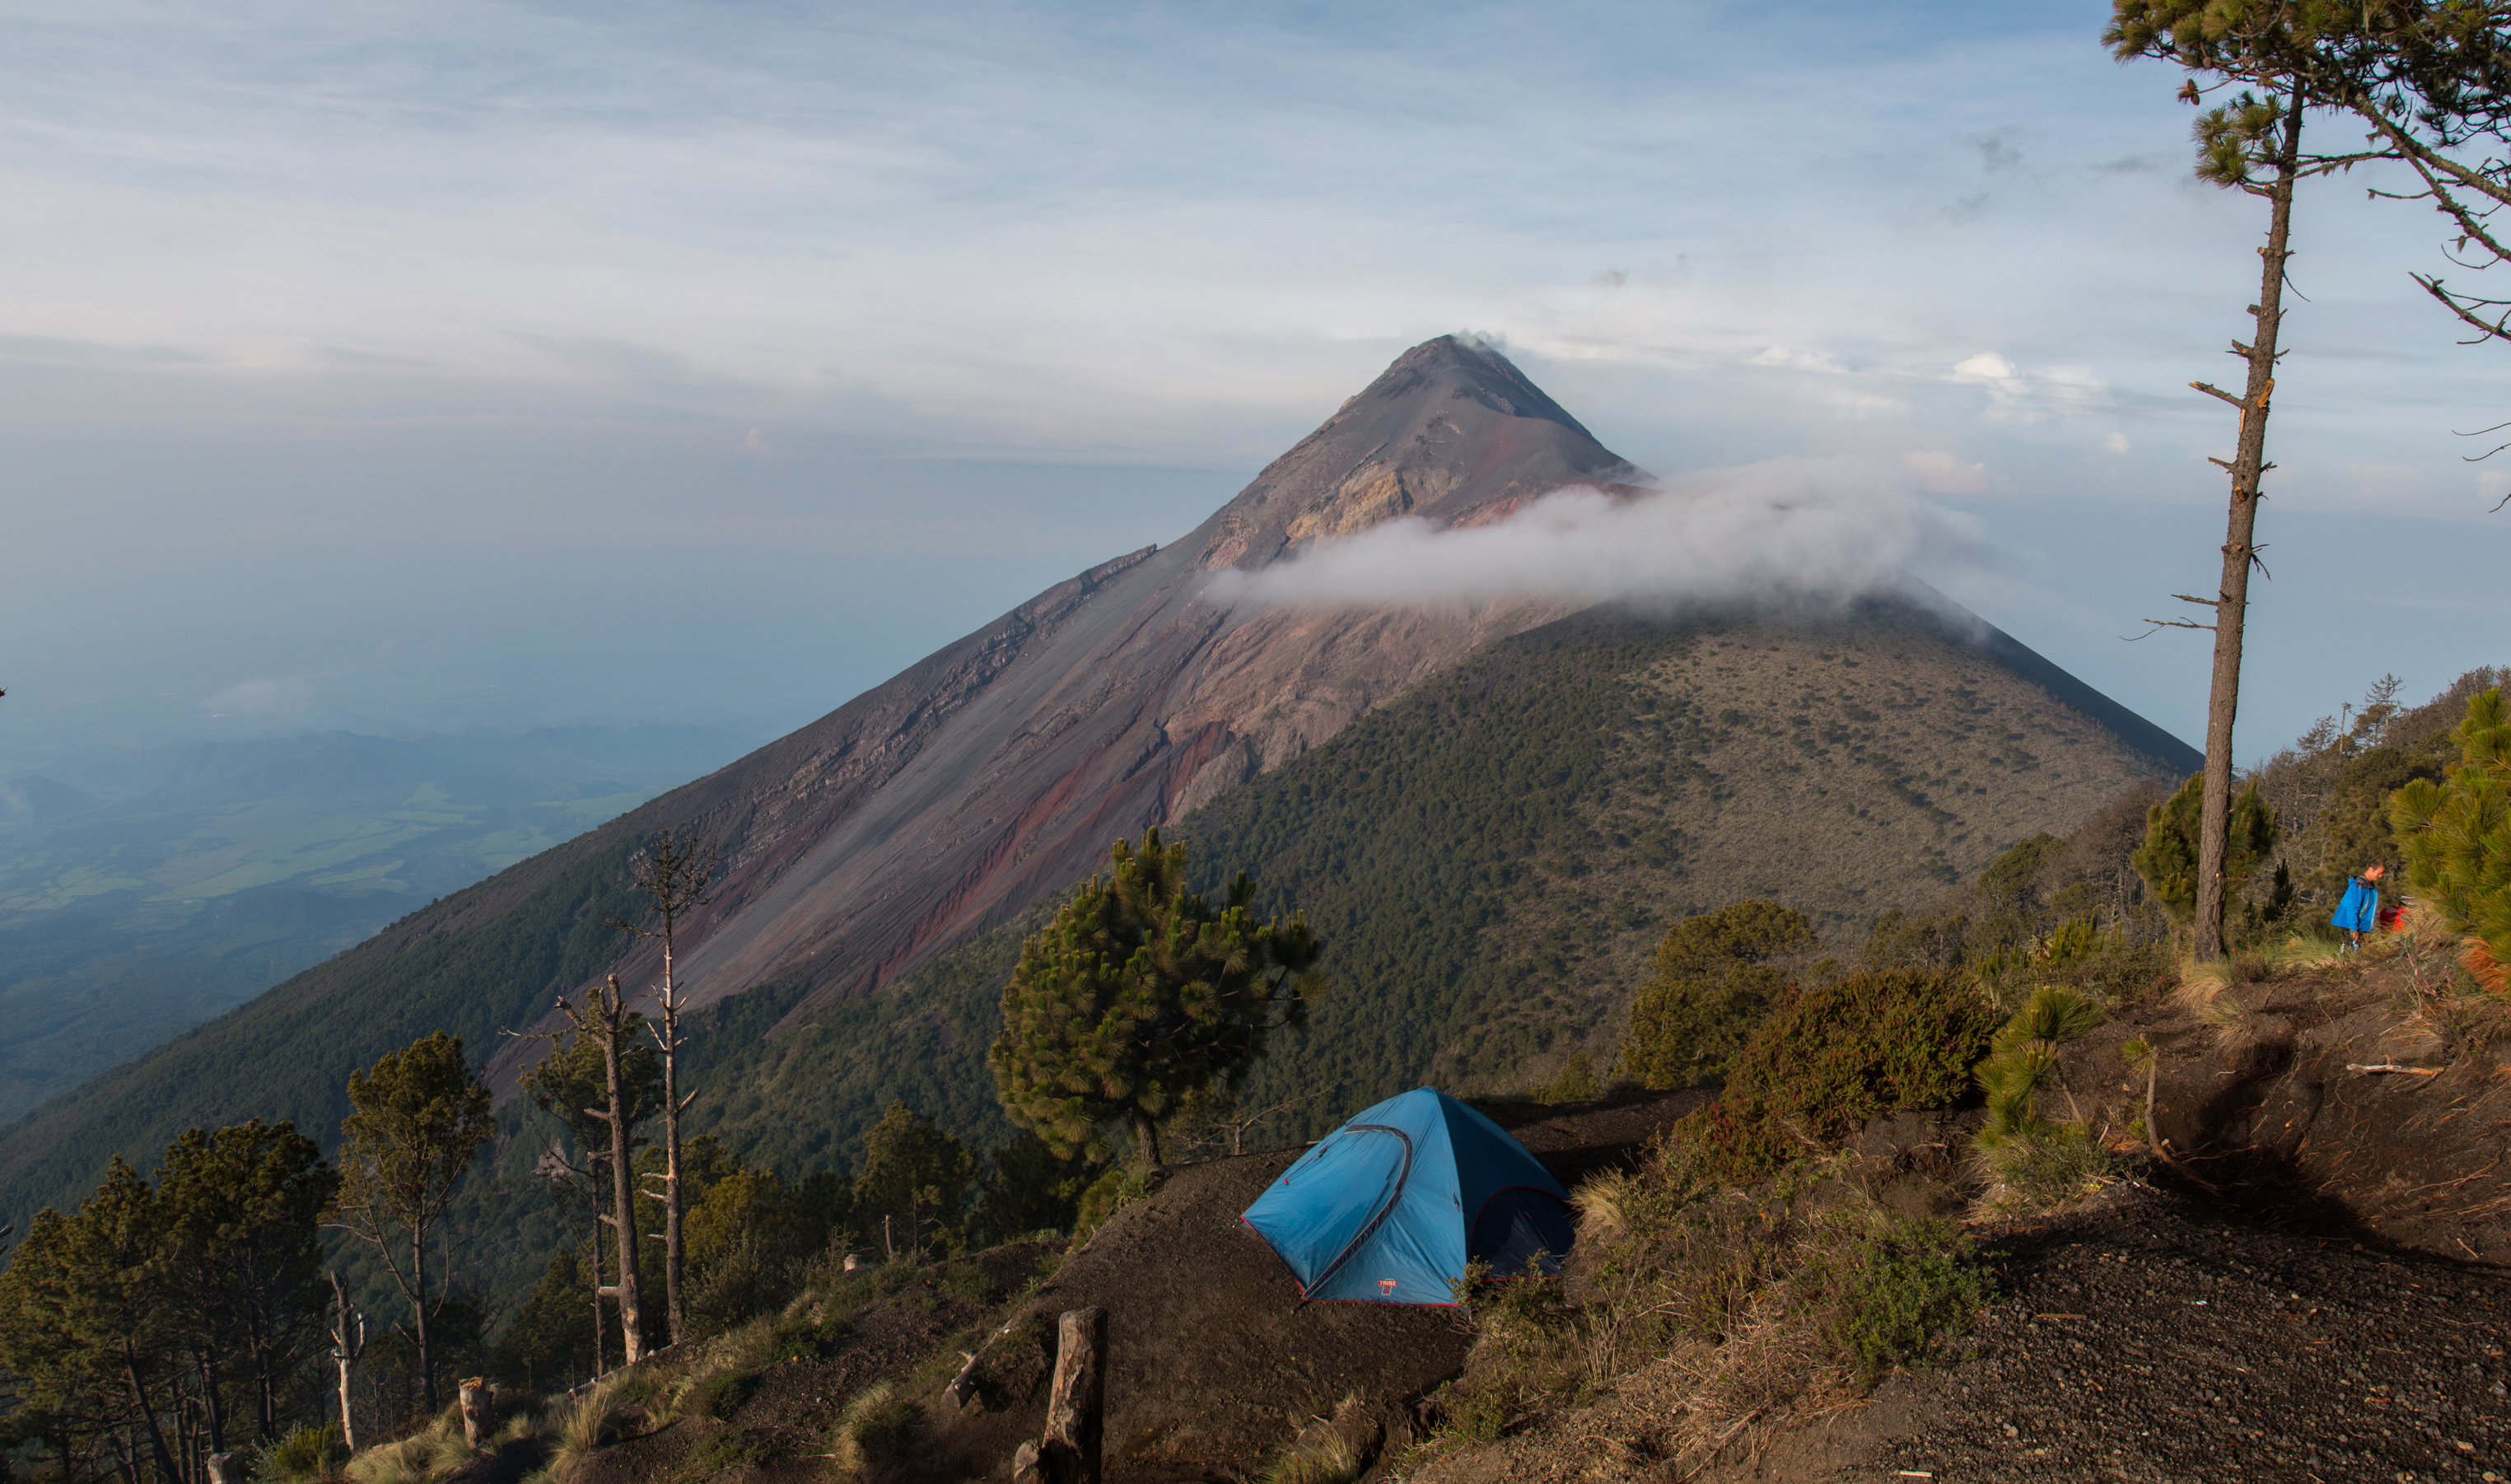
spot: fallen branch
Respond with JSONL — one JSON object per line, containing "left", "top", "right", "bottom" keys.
{"left": 2345, "top": 1064, "right": 2444, "bottom": 1076}
{"left": 1679, "top": 1407, "right": 1766, "bottom": 1481}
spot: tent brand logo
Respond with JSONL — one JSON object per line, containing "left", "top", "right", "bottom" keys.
{"left": 1379, "top": 1279, "right": 1398, "bottom": 1295}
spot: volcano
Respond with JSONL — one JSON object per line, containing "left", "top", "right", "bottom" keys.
{"left": 0, "top": 336, "right": 2196, "bottom": 1257}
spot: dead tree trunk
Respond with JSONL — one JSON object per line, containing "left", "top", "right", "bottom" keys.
{"left": 2191, "top": 98, "right": 2303, "bottom": 962}
{"left": 617, "top": 831, "right": 717, "bottom": 1349}
{"left": 593, "top": 976, "right": 648, "bottom": 1362}
{"left": 1014, "top": 1307, "right": 1106, "bottom": 1484}
{"left": 329, "top": 1271, "right": 365, "bottom": 1454}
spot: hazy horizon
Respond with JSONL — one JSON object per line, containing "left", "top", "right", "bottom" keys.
{"left": 8, "top": 0, "right": 2509, "bottom": 777}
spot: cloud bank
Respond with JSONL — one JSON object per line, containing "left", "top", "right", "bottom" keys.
{"left": 1212, "top": 458, "right": 1994, "bottom": 614}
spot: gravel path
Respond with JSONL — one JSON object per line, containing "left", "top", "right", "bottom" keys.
{"left": 1870, "top": 1183, "right": 2511, "bottom": 1483}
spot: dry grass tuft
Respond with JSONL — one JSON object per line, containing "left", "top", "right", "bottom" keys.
{"left": 550, "top": 1374, "right": 626, "bottom": 1482}
{"left": 1571, "top": 1169, "right": 1632, "bottom": 1240}
{"left": 829, "top": 1381, "right": 922, "bottom": 1477}
{"left": 345, "top": 1422, "right": 455, "bottom": 1484}
{"left": 1257, "top": 1427, "right": 1361, "bottom": 1484}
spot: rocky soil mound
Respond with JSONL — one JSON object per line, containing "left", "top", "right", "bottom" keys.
{"left": 908, "top": 1090, "right": 1706, "bottom": 1482}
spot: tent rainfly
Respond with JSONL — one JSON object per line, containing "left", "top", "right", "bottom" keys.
{"left": 1239, "top": 1087, "right": 1575, "bottom": 1304}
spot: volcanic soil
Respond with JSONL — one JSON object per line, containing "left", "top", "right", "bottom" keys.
{"left": 906, "top": 1090, "right": 1711, "bottom": 1483}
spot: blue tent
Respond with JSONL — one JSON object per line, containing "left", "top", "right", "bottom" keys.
{"left": 1240, "top": 1087, "right": 1576, "bottom": 1304}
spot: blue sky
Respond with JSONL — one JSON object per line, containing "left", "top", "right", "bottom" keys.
{"left": 4, "top": 0, "right": 2505, "bottom": 772}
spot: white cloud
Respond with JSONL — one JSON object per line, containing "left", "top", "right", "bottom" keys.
{"left": 1947, "top": 352, "right": 2112, "bottom": 422}
{"left": 1212, "top": 458, "right": 1995, "bottom": 613}
{"left": 1749, "top": 345, "right": 1847, "bottom": 374}
{"left": 1901, "top": 450, "right": 2001, "bottom": 495}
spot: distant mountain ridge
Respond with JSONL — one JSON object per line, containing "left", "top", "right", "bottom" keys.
{"left": 0, "top": 338, "right": 2196, "bottom": 1260}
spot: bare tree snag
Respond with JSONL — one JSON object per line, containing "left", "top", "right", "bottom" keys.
{"left": 555, "top": 974, "right": 650, "bottom": 1361}
{"left": 614, "top": 831, "right": 719, "bottom": 1346}
{"left": 2191, "top": 96, "right": 2304, "bottom": 964}
{"left": 329, "top": 1269, "right": 365, "bottom": 1454}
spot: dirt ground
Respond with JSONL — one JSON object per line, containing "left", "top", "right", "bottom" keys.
{"left": 1403, "top": 953, "right": 2511, "bottom": 1484}
{"left": 908, "top": 1089, "right": 1710, "bottom": 1483}
{"left": 551, "top": 957, "right": 2511, "bottom": 1484}
{"left": 1415, "top": 1178, "right": 2509, "bottom": 1484}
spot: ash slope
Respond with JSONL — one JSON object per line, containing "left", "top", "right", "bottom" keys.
{"left": 0, "top": 336, "right": 2195, "bottom": 1252}
{"left": 0, "top": 335, "right": 1636, "bottom": 1220}
{"left": 684, "top": 601, "right": 2195, "bottom": 1197}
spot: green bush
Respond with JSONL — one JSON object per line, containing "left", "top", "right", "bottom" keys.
{"left": 1620, "top": 902, "right": 1818, "bottom": 1089}
{"left": 1071, "top": 1165, "right": 1154, "bottom": 1235}
{"left": 685, "top": 1433, "right": 771, "bottom": 1473}
{"left": 687, "top": 1370, "right": 757, "bottom": 1421}
{"left": 1686, "top": 968, "right": 1997, "bottom": 1182}
{"left": 2132, "top": 773, "right": 2278, "bottom": 926}
{"left": 2392, "top": 688, "right": 2511, "bottom": 992}
{"left": 1970, "top": 986, "right": 2112, "bottom": 1205}
{"left": 1835, "top": 1218, "right": 1992, "bottom": 1384}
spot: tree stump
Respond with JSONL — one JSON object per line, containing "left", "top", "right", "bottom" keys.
{"left": 1040, "top": 1306, "right": 1106, "bottom": 1484}
{"left": 460, "top": 1377, "right": 495, "bottom": 1450}
{"left": 205, "top": 1454, "right": 238, "bottom": 1484}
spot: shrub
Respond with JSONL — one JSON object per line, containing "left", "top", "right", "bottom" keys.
{"left": 264, "top": 1423, "right": 348, "bottom": 1482}
{"left": 1621, "top": 902, "right": 1818, "bottom": 1089}
{"left": 685, "top": 1434, "right": 770, "bottom": 1474}
{"left": 1972, "top": 986, "right": 2110, "bottom": 1205}
{"left": 1524, "top": 1051, "right": 1601, "bottom": 1105}
{"left": 1071, "top": 1165, "right": 1154, "bottom": 1235}
{"left": 687, "top": 1370, "right": 757, "bottom": 1421}
{"left": 1833, "top": 1218, "right": 1992, "bottom": 1384}
{"left": 2391, "top": 688, "right": 2511, "bottom": 993}
{"left": 1686, "top": 968, "right": 1998, "bottom": 1183}
{"left": 2132, "top": 773, "right": 2278, "bottom": 926}
{"left": 829, "top": 1383, "right": 922, "bottom": 1477}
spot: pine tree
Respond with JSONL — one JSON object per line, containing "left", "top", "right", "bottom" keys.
{"left": 2390, "top": 687, "right": 2511, "bottom": 989}
{"left": 156, "top": 1120, "right": 336, "bottom": 1446}
{"left": 987, "top": 829, "right": 1324, "bottom": 1168}
{"left": 542, "top": 978, "right": 660, "bottom": 1360}
{"left": 852, "top": 1103, "right": 976, "bottom": 1260}
{"left": 327, "top": 1033, "right": 493, "bottom": 1417}
{"left": 609, "top": 830, "right": 719, "bottom": 1348}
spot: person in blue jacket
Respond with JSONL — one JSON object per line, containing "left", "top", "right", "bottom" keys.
{"left": 2331, "top": 862, "right": 2386, "bottom": 951}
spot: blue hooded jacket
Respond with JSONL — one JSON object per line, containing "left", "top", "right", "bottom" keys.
{"left": 2331, "top": 875, "right": 2381, "bottom": 934}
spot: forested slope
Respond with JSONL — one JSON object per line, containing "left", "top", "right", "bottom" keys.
{"left": 662, "top": 600, "right": 2188, "bottom": 1230}
{"left": 0, "top": 595, "right": 2190, "bottom": 1327}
